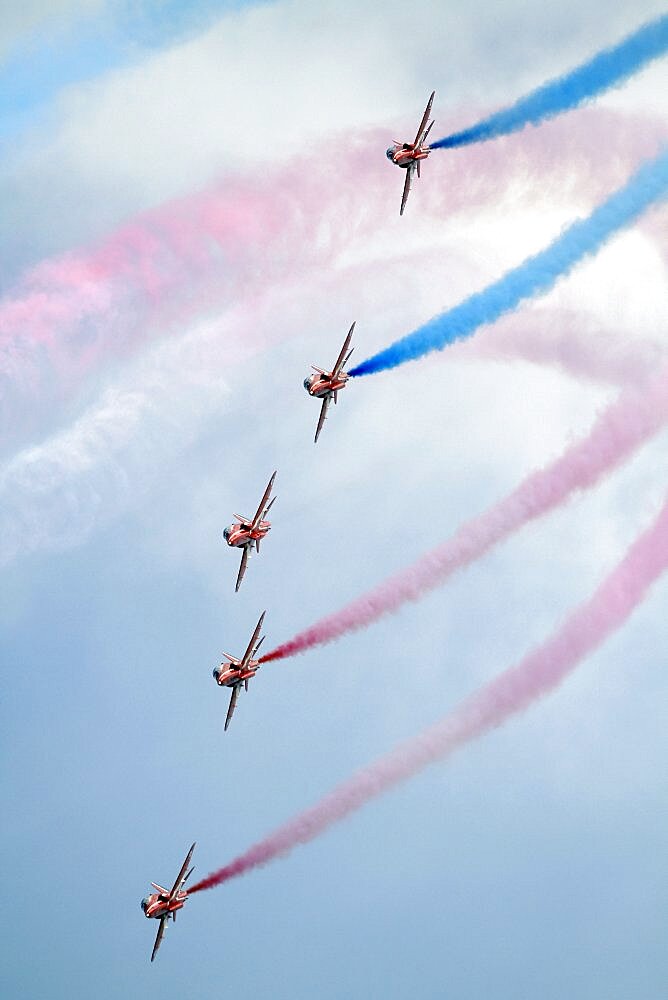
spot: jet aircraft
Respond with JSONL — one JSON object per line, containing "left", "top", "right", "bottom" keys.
{"left": 223, "top": 472, "right": 277, "bottom": 592}
{"left": 141, "top": 843, "right": 196, "bottom": 962}
{"left": 303, "top": 322, "right": 355, "bottom": 443}
{"left": 386, "top": 91, "right": 435, "bottom": 215}
{"left": 213, "top": 611, "right": 267, "bottom": 731}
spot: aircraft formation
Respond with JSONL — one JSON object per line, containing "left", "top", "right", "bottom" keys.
{"left": 141, "top": 94, "right": 437, "bottom": 960}
{"left": 137, "top": 16, "right": 668, "bottom": 955}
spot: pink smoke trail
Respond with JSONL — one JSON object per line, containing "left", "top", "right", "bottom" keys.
{"left": 315, "top": 245, "right": 666, "bottom": 388}
{"left": 1, "top": 110, "right": 661, "bottom": 399}
{"left": 470, "top": 307, "right": 664, "bottom": 387}
{"left": 189, "top": 490, "right": 668, "bottom": 894}
{"left": 260, "top": 361, "right": 668, "bottom": 665}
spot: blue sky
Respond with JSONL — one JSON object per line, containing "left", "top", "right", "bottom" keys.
{"left": 0, "top": 1, "right": 266, "bottom": 145}
{"left": 1, "top": 2, "right": 667, "bottom": 998}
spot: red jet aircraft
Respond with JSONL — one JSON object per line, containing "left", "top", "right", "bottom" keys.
{"left": 303, "top": 322, "right": 355, "bottom": 443}
{"left": 386, "top": 91, "right": 435, "bottom": 215}
{"left": 213, "top": 611, "right": 267, "bottom": 730}
{"left": 141, "top": 842, "right": 195, "bottom": 962}
{"left": 223, "top": 472, "right": 277, "bottom": 592}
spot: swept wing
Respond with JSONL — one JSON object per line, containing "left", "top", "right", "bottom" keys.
{"left": 235, "top": 546, "right": 251, "bottom": 593}
{"left": 331, "top": 322, "right": 356, "bottom": 378}
{"left": 314, "top": 395, "right": 332, "bottom": 443}
{"left": 250, "top": 472, "right": 277, "bottom": 531}
{"left": 225, "top": 684, "right": 240, "bottom": 731}
{"left": 241, "top": 611, "right": 266, "bottom": 667}
{"left": 151, "top": 915, "right": 168, "bottom": 962}
{"left": 400, "top": 164, "right": 415, "bottom": 216}
{"left": 413, "top": 90, "right": 435, "bottom": 146}
{"left": 169, "top": 843, "right": 196, "bottom": 899}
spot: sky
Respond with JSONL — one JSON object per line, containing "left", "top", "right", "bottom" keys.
{"left": 0, "top": 2, "right": 667, "bottom": 998}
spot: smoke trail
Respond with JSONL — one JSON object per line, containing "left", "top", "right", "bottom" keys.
{"left": 0, "top": 319, "right": 231, "bottom": 566}
{"left": 0, "top": 277, "right": 314, "bottom": 567}
{"left": 432, "top": 14, "right": 668, "bottom": 150}
{"left": 0, "top": 138, "right": 389, "bottom": 446}
{"left": 260, "top": 362, "right": 668, "bottom": 664}
{"left": 189, "top": 491, "right": 668, "bottom": 894}
{"left": 470, "top": 308, "right": 664, "bottom": 389}
{"left": 2, "top": 110, "right": 660, "bottom": 446}
{"left": 350, "top": 150, "right": 668, "bottom": 377}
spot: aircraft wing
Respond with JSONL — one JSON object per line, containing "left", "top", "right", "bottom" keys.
{"left": 250, "top": 471, "right": 277, "bottom": 531}
{"left": 235, "top": 546, "right": 250, "bottom": 593}
{"left": 314, "top": 395, "right": 331, "bottom": 443}
{"left": 400, "top": 165, "right": 414, "bottom": 216}
{"left": 413, "top": 90, "right": 435, "bottom": 146}
{"left": 169, "top": 843, "right": 196, "bottom": 899}
{"left": 331, "top": 322, "right": 356, "bottom": 378}
{"left": 151, "top": 915, "right": 168, "bottom": 963}
{"left": 224, "top": 684, "right": 240, "bottom": 731}
{"left": 241, "top": 611, "right": 266, "bottom": 667}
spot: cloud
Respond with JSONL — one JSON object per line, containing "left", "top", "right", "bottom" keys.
{"left": 1, "top": 0, "right": 665, "bottom": 273}
{"left": 0, "top": 311, "right": 229, "bottom": 564}
{"left": 2, "top": 106, "right": 663, "bottom": 462}
{"left": 3, "top": 134, "right": 665, "bottom": 569}
{"left": 0, "top": 2, "right": 104, "bottom": 64}
{"left": 2, "top": 5, "right": 667, "bottom": 994}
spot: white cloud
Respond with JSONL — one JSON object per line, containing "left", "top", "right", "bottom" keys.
{"left": 0, "top": 308, "right": 230, "bottom": 564}
{"left": 3, "top": 7, "right": 668, "bottom": 993}
{"left": 1, "top": 0, "right": 665, "bottom": 270}
{"left": 0, "top": 0, "right": 105, "bottom": 63}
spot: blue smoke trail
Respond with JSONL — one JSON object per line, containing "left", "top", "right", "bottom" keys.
{"left": 350, "top": 148, "right": 668, "bottom": 378}
{"left": 431, "top": 14, "right": 668, "bottom": 150}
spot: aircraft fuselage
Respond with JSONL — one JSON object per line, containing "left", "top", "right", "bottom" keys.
{"left": 223, "top": 520, "right": 271, "bottom": 548}
{"left": 213, "top": 661, "right": 259, "bottom": 687}
{"left": 304, "top": 372, "right": 348, "bottom": 399}
{"left": 386, "top": 143, "right": 431, "bottom": 168}
{"left": 141, "top": 890, "right": 187, "bottom": 920}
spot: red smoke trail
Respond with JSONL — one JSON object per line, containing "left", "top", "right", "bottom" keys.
{"left": 260, "top": 362, "right": 668, "bottom": 665}
{"left": 189, "top": 491, "right": 668, "bottom": 894}
{"left": 469, "top": 308, "right": 664, "bottom": 388}
{"left": 1, "top": 110, "right": 661, "bottom": 405}
{"left": 317, "top": 246, "right": 665, "bottom": 388}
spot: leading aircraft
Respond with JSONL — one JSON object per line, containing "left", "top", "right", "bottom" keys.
{"left": 223, "top": 472, "right": 277, "bottom": 592}
{"left": 386, "top": 91, "right": 435, "bottom": 215}
{"left": 303, "top": 322, "right": 355, "bottom": 443}
{"left": 213, "top": 611, "right": 267, "bottom": 731}
{"left": 141, "top": 842, "right": 196, "bottom": 962}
